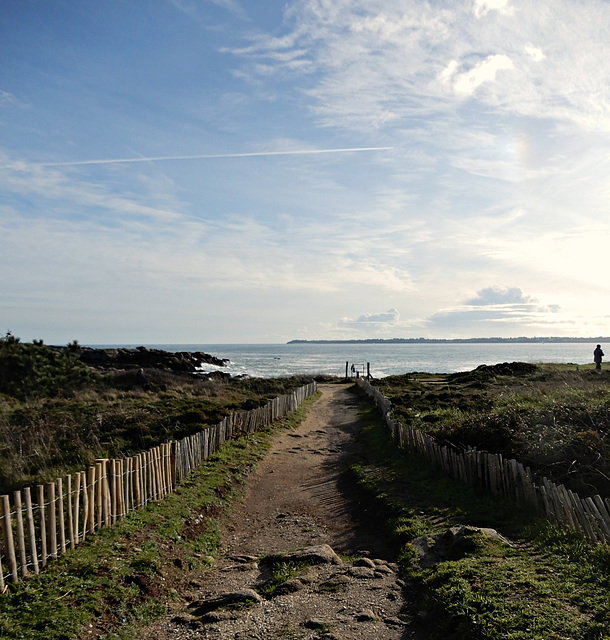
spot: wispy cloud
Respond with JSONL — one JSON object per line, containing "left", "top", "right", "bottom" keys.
{"left": 340, "top": 308, "right": 400, "bottom": 327}
{"left": 11, "top": 147, "right": 393, "bottom": 168}
{"left": 231, "top": 1, "right": 610, "bottom": 134}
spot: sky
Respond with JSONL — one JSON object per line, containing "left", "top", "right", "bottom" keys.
{"left": 2, "top": 0, "right": 610, "bottom": 344}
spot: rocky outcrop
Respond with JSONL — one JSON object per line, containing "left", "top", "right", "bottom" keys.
{"left": 77, "top": 346, "right": 229, "bottom": 375}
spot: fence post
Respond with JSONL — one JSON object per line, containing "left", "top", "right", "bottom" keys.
{"left": 13, "top": 490, "right": 27, "bottom": 578}
{"left": 46, "top": 483, "right": 57, "bottom": 561}
{"left": 66, "top": 474, "right": 75, "bottom": 550}
{"left": 23, "top": 487, "right": 39, "bottom": 575}
{"left": 1, "top": 495, "right": 18, "bottom": 583}
{"left": 57, "top": 478, "right": 66, "bottom": 555}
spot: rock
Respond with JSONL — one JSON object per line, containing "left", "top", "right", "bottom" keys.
{"left": 348, "top": 566, "right": 376, "bottom": 579}
{"left": 303, "top": 618, "right": 328, "bottom": 630}
{"left": 355, "top": 609, "right": 378, "bottom": 622}
{"left": 170, "top": 614, "right": 200, "bottom": 629}
{"left": 319, "top": 574, "right": 351, "bottom": 592}
{"left": 282, "top": 544, "right": 342, "bottom": 565}
{"left": 187, "top": 588, "right": 263, "bottom": 616}
{"left": 411, "top": 525, "right": 512, "bottom": 568}
{"left": 272, "top": 578, "right": 304, "bottom": 596}
{"left": 354, "top": 557, "right": 376, "bottom": 568}
{"left": 77, "top": 346, "right": 229, "bottom": 375}
{"left": 373, "top": 563, "right": 394, "bottom": 575}
{"left": 199, "top": 610, "right": 242, "bottom": 623}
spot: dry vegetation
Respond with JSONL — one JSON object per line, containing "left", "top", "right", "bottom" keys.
{"left": 374, "top": 361, "right": 610, "bottom": 497}
{"left": 0, "top": 333, "right": 316, "bottom": 494}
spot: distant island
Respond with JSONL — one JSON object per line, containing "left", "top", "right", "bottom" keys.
{"left": 287, "top": 337, "right": 610, "bottom": 344}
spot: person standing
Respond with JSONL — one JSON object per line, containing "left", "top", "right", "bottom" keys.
{"left": 594, "top": 344, "right": 604, "bottom": 370}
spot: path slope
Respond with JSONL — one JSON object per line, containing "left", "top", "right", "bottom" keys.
{"left": 139, "top": 383, "right": 420, "bottom": 639}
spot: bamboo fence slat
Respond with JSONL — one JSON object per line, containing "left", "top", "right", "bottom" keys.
{"left": 23, "top": 487, "right": 38, "bottom": 575}
{"left": 1, "top": 495, "right": 18, "bottom": 583}
{"left": 13, "top": 490, "right": 27, "bottom": 578}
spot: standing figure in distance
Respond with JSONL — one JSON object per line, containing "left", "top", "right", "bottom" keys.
{"left": 594, "top": 344, "right": 604, "bottom": 370}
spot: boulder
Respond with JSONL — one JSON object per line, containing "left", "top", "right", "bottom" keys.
{"left": 282, "top": 544, "right": 342, "bottom": 565}
{"left": 411, "top": 525, "right": 512, "bottom": 568}
{"left": 187, "top": 588, "right": 263, "bottom": 616}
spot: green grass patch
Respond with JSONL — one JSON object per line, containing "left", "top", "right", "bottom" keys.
{"left": 255, "top": 557, "right": 308, "bottom": 597}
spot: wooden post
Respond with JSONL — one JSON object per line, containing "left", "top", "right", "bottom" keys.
{"left": 117, "top": 459, "right": 125, "bottom": 519}
{"left": 86, "top": 466, "right": 95, "bottom": 536}
{"left": 141, "top": 453, "right": 148, "bottom": 505}
{"left": 13, "top": 490, "right": 27, "bottom": 578}
{"left": 23, "top": 487, "right": 39, "bottom": 575}
{"left": 72, "top": 473, "right": 80, "bottom": 547}
{"left": 57, "top": 478, "right": 66, "bottom": 555}
{"left": 134, "top": 455, "right": 142, "bottom": 509}
{"left": 66, "top": 474, "right": 75, "bottom": 550}
{"left": 170, "top": 442, "right": 176, "bottom": 492}
{"left": 104, "top": 461, "right": 111, "bottom": 527}
{"left": 1, "top": 494, "right": 18, "bottom": 583}
{"left": 125, "top": 457, "right": 132, "bottom": 514}
{"left": 109, "top": 460, "right": 117, "bottom": 524}
{"left": 47, "top": 482, "right": 57, "bottom": 560}
{"left": 95, "top": 461, "right": 103, "bottom": 530}
{"left": 37, "top": 484, "right": 47, "bottom": 568}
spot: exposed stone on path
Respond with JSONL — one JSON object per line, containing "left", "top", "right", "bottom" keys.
{"left": 176, "top": 544, "right": 413, "bottom": 638}
{"left": 281, "top": 543, "right": 343, "bottom": 565}
{"left": 187, "top": 588, "right": 263, "bottom": 617}
{"left": 348, "top": 566, "right": 376, "bottom": 579}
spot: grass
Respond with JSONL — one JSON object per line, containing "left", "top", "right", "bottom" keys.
{"left": 0, "top": 393, "right": 320, "bottom": 640}
{"left": 348, "top": 388, "right": 610, "bottom": 640}
{"left": 374, "top": 363, "right": 610, "bottom": 496}
{"left": 255, "top": 557, "right": 308, "bottom": 597}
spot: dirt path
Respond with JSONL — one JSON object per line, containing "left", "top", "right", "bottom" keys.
{"left": 139, "top": 384, "right": 421, "bottom": 639}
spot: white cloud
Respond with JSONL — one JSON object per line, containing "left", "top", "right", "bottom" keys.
{"left": 338, "top": 308, "right": 402, "bottom": 333}
{"left": 451, "top": 55, "right": 515, "bottom": 97}
{"left": 0, "top": 90, "right": 18, "bottom": 106}
{"left": 524, "top": 43, "right": 545, "bottom": 62}
{"left": 229, "top": 1, "right": 610, "bottom": 135}
{"left": 341, "top": 308, "right": 400, "bottom": 325}
{"left": 426, "top": 286, "right": 561, "bottom": 336}
{"left": 473, "top": 0, "right": 514, "bottom": 19}
{"left": 465, "top": 286, "right": 533, "bottom": 306}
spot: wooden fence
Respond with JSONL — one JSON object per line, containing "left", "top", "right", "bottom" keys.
{"left": 0, "top": 382, "right": 317, "bottom": 588}
{"left": 356, "top": 378, "right": 610, "bottom": 545}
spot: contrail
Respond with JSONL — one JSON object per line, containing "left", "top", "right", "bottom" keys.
{"left": 30, "top": 147, "right": 394, "bottom": 167}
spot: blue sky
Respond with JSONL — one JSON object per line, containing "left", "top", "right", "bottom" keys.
{"left": 2, "top": 0, "right": 610, "bottom": 344}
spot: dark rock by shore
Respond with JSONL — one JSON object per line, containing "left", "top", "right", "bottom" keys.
{"left": 77, "top": 346, "right": 229, "bottom": 375}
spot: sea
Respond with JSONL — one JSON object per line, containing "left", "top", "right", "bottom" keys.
{"left": 91, "top": 342, "right": 602, "bottom": 379}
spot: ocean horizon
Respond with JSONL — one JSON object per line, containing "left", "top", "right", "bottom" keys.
{"left": 87, "top": 341, "right": 604, "bottom": 379}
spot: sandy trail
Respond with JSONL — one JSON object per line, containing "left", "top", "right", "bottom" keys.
{"left": 139, "top": 383, "right": 419, "bottom": 639}
{"left": 220, "top": 383, "right": 391, "bottom": 559}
